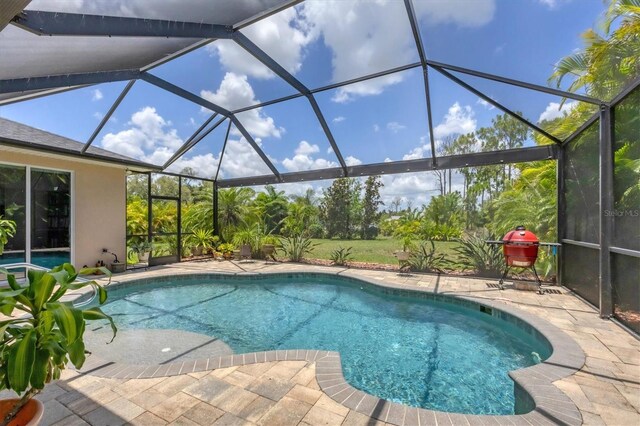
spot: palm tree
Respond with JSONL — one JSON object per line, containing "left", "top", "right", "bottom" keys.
{"left": 218, "top": 187, "right": 255, "bottom": 241}
{"left": 252, "top": 185, "right": 289, "bottom": 234}
{"left": 549, "top": 0, "right": 640, "bottom": 102}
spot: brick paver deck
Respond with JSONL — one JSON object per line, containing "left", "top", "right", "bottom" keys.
{"left": 4, "top": 259, "right": 638, "bottom": 425}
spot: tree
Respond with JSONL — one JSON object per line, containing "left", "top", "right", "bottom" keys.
{"left": 218, "top": 187, "right": 254, "bottom": 241}
{"left": 253, "top": 185, "right": 289, "bottom": 234}
{"left": 361, "top": 176, "right": 383, "bottom": 239}
{"left": 319, "top": 178, "right": 361, "bottom": 239}
{"left": 390, "top": 197, "right": 402, "bottom": 214}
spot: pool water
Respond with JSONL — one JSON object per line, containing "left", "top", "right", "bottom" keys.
{"left": 99, "top": 275, "right": 549, "bottom": 415}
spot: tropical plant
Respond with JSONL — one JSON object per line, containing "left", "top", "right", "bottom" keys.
{"left": 409, "top": 241, "right": 447, "bottom": 273}
{"left": 451, "top": 233, "right": 504, "bottom": 277}
{"left": 279, "top": 235, "right": 316, "bottom": 262}
{"left": 129, "top": 239, "right": 151, "bottom": 255}
{"left": 0, "top": 264, "right": 117, "bottom": 424}
{"left": 218, "top": 187, "right": 255, "bottom": 242}
{"left": 217, "top": 243, "right": 235, "bottom": 256}
{"left": 330, "top": 246, "right": 353, "bottom": 266}
{"left": 252, "top": 186, "right": 289, "bottom": 234}
{"left": 191, "top": 229, "right": 215, "bottom": 251}
{"left": 0, "top": 217, "right": 16, "bottom": 256}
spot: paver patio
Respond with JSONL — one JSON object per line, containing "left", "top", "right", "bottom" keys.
{"left": 3, "top": 259, "right": 638, "bottom": 425}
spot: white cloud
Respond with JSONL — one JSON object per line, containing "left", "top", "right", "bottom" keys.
{"left": 91, "top": 89, "right": 103, "bottom": 101}
{"left": 332, "top": 116, "right": 346, "bottom": 123}
{"left": 536, "top": 0, "right": 570, "bottom": 9}
{"left": 302, "top": 0, "right": 495, "bottom": 102}
{"left": 413, "top": 0, "right": 496, "bottom": 27}
{"left": 477, "top": 98, "right": 495, "bottom": 110}
{"left": 218, "top": 137, "right": 273, "bottom": 178}
{"left": 93, "top": 112, "right": 104, "bottom": 120}
{"left": 207, "top": 7, "right": 311, "bottom": 79}
{"left": 387, "top": 121, "right": 406, "bottom": 133}
{"left": 373, "top": 124, "right": 380, "bottom": 132}
{"left": 345, "top": 156, "right": 362, "bottom": 166}
{"left": 282, "top": 141, "right": 338, "bottom": 172}
{"left": 100, "top": 106, "right": 183, "bottom": 164}
{"left": 538, "top": 101, "right": 577, "bottom": 122}
{"left": 201, "top": 73, "right": 282, "bottom": 138}
{"left": 433, "top": 102, "right": 477, "bottom": 139}
{"left": 167, "top": 153, "right": 219, "bottom": 178}
{"left": 295, "top": 140, "right": 320, "bottom": 156}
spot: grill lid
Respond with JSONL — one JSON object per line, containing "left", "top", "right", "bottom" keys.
{"left": 502, "top": 225, "right": 539, "bottom": 245}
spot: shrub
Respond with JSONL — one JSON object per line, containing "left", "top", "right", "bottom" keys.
{"left": 409, "top": 241, "right": 447, "bottom": 273}
{"left": 330, "top": 246, "right": 353, "bottom": 266}
{"left": 279, "top": 235, "right": 316, "bottom": 262}
{"left": 451, "top": 232, "right": 504, "bottom": 277}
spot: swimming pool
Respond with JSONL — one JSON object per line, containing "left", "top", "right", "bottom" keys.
{"left": 98, "top": 273, "right": 551, "bottom": 415}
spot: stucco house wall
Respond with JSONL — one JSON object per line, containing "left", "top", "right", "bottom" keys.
{"left": 1, "top": 148, "right": 127, "bottom": 269}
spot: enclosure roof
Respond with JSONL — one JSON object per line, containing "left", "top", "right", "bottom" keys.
{"left": 0, "top": 0, "right": 629, "bottom": 187}
{"left": 0, "top": 117, "right": 160, "bottom": 169}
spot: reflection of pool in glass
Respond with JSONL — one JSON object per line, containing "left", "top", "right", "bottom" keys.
{"left": 100, "top": 274, "right": 551, "bottom": 415}
{"left": 0, "top": 251, "right": 70, "bottom": 269}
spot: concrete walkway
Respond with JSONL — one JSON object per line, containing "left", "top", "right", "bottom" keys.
{"left": 15, "top": 260, "right": 640, "bottom": 425}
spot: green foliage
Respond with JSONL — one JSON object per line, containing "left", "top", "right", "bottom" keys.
{"left": 0, "top": 216, "right": 16, "bottom": 255}
{"left": 253, "top": 186, "right": 289, "bottom": 234}
{"left": 361, "top": 176, "right": 383, "bottom": 240}
{"left": 0, "top": 264, "right": 117, "bottom": 420}
{"left": 451, "top": 233, "right": 504, "bottom": 277}
{"left": 319, "top": 178, "right": 362, "bottom": 239}
{"left": 330, "top": 246, "right": 353, "bottom": 266}
{"left": 408, "top": 241, "right": 447, "bottom": 273}
{"left": 278, "top": 235, "right": 316, "bottom": 262}
{"left": 129, "top": 239, "right": 151, "bottom": 255}
{"left": 420, "top": 193, "right": 464, "bottom": 241}
{"left": 218, "top": 187, "right": 255, "bottom": 242}
{"left": 217, "top": 243, "right": 235, "bottom": 255}
{"left": 126, "top": 198, "right": 148, "bottom": 236}
{"left": 191, "top": 229, "right": 216, "bottom": 250}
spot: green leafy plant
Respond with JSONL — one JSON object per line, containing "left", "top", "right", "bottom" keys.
{"left": 330, "top": 246, "right": 353, "bottom": 266}
{"left": 217, "top": 243, "right": 235, "bottom": 256}
{"left": 279, "top": 235, "right": 316, "bottom": 262}
{"left": 0, "top": 264, "right": 117, "bottom": 424}
{"left": 451, "top": 233, "right": 504, "bottom": 277}
{"left": 0, "top": 217, "right": 16, "bottom": 255}
{"left": 409, "top": 241, "right": 447, "bottom": 273}
{"left": 191, "top": 229, "right": 215, "bottom": 251}
{"left": 129, "top": 240, "right": 151, "bottom": 255}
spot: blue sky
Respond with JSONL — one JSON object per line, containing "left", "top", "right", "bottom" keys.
{"left": 0, "top": 0, "right": 608, "bottom": 203}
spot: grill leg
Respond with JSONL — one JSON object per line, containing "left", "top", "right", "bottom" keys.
{"left": 532, "top": 265, "right": 544, "bottom": 294}
{"left": 498, "top": 266, "right": 510, "bottom": 290}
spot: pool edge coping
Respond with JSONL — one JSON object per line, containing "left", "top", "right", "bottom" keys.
{"left": 77, "top": 269, "right": 585, "bottom": 425}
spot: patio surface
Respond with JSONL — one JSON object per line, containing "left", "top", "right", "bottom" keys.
{"left": 9, "top": 260, "right": 640, "bottom": 425}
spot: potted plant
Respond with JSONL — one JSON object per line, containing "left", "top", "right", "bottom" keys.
{"left": 0, "top": 216, "right": 16, "bottom": 255}
{"left": 190, "top": 229, "right": 214, "bottom": 256}
{"left": 396, "top": 235, "right": 414, "bottom": 262}
{"left": 0, "top": 263, "right": 117, "bottom": 425}
{"left": 129, "top": 240, "right": 151, "bottom": 263}
{"left": 217, "top": 243, "right": 234, "bottom": 260}
{"left": 261, "top": 235, "right": 279, "bottom": 261}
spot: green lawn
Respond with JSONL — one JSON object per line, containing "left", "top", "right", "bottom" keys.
{"left": 307, "top": 237, "right": 460, "bottom": 265}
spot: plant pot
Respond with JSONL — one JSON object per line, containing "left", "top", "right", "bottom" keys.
{"left": 138, "top": 252, "right": 150, "bottom": 262}
{"left": 191, "top": 246, "right": 203, "bottom": 257}
{"left": 262, "top": 244, "right": 275, "bottom": 257}
{"left": 233, "top": 249, "right": 241, "bottom": 260}
{"left": 109, "top": 262, "right": 126, "bottom": 273}
{"left": 0, "top": 398, "right": 44, "bottom": 426}
{"left": 396, "top": 251, "right": 410, "bottom": 261}
{"left": 223, "top": 252, "right": 232, "bottom": 260}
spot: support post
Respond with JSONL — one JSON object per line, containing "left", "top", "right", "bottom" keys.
{"left": 213, "top": 182, "right": 219, "bottom": 238}
{"left": 556, "top": 145, "right": 565, "bottom": 287}
{"left": 599, "top": 105, "right": 614, "bottom": 318}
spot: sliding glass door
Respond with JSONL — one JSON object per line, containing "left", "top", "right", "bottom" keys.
{"left": 0, "top": 163, "right": 71, "bottom": 268}
{"left": 30, "top": 169, "right": 71, "bottom": 268}
{"left": 0, "top": 165, "right": 26, "bottom": 265}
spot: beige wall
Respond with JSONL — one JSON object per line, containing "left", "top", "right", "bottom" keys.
{"left": 0, "top": 149, "right": 127, "bottom": 269}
